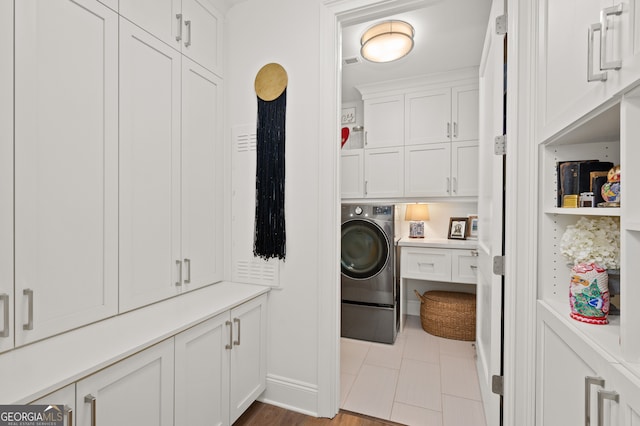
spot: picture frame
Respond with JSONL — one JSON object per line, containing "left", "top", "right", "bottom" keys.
{"left": 341, "top": 107, "right": 356, "bottom": 124}
{"left": 448, "top": 217, "right": 468, "bottom": 240}
{"left": 467, "top": 215, "right": 478, "bottom": 239}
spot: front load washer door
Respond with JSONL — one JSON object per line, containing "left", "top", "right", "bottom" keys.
{"left": 341, "top": 219, "right": 389, "bottom": 280}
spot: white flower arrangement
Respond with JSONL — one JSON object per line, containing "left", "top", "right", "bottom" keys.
{"left": 560, "top": 216, "right": 620, "bottom": 269}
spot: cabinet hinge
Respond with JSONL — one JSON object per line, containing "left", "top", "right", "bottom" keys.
{"left": 494, "top": 135, "right": 506, "bottom": 155}
{"left": 496, "top": 14, "right": 507, "bottom": 35}
{"left": 493, "top": 255, "right": 505, "bottom": 276}
{"left": 492, "top": 375, "right": 504, "bottom": 396}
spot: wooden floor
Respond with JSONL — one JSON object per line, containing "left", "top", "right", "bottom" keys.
{"left": 233, "top": 401, "right": 406, "bottom": 426}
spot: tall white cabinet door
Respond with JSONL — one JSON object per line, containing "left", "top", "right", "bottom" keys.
{"left": 364, "top": 147, "right": 404, "bottom": 198}
{"left": 182, "top": 0, "right": 223, "bottom": 75}
{"left": 404, "top": 143, "right": 451, "bottom": 197}
{"left": 30, "top": 384, "right": 75, "bottom": 426}
{"left": 405, "top": 88, "right": 451, "bottom": 145}
{"left": 119, "top": 19, "right": 182, "bottom": 312}
{"left": 119, "top": 0, "right": 182, "bottom": 52}
{"left": 175, "top": 313, "right": 230, "bottom": 426}
{"left": 14, "top": 0, "right": 119, "bottom": 346}
{"left": 451, "top": 85, "right": 479, "bottom": 142}
{"left": 182, "top": 59, "right": 223, "bottom": 291}
{"left": 363, "top": 95, "right": 404, "bottom": 148}
{"left": 537, "top": 0, "right": 612, "bottom": 141}
{"left": 229, "top": 294, "right": 267, "bottom": 424}
{"left": 76, "top": 339, "right": 174, "bottom": 426}
{"left": 0, "top": 0, "right": 13, "bottom": 354}
{"left": 451, "top": 141, "right": 479, "bottom": 197}
{"left": 340, "top": 149, "right": 364, "bottom": 199}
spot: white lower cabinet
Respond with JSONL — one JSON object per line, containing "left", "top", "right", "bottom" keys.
{"left": 30, "top": 384, "right": 75, "bottom": 426}
{"left": 537, "top": 303, "right": 640, "bottom": 426}
{"left": 175, "top": 293, "right": 267, "bottom": 426}
{"left": 76, "top": 339, "right": 174, "bottom": 426}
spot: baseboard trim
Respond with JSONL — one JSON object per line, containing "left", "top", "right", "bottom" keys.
{"left": 258, "top": 374, "right": 320, "bottom": 417}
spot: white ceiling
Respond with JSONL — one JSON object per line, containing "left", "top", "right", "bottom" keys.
{"left": 341, "top": 0, "right": 492, "bottom": 102}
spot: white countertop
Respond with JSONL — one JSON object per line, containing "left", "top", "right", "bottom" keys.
{"left": 0, "top": 282, "right": 269, "bottom": 403}
{"left": 397, "top": 237, "right": 478, "bottom": 249}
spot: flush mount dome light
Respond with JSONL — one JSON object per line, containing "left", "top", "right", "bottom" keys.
{"left": 360, "top": 20, "right": 414, "bottom": 63}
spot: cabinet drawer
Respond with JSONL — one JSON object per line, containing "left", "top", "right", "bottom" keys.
{"left": 401, "top": 248, "right": 452, "bottom": 281}
{"left": 451, "top": 249, "right": 478, "bottom": 284}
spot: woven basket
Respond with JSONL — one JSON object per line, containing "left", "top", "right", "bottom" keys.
{"left": 414, "top": 290, "right": 476, "bottom": 341}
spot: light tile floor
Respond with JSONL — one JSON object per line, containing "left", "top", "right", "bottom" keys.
{"left": 340, "top": 315, "right": 486, "bottom": 426}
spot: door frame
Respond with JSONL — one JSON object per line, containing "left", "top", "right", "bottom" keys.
{"left": 318, "top": 0, "right": 538, "bottom": 423}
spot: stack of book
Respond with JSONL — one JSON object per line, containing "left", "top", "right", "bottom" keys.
{"left": 556, "top": 160, "right": 613, "bottom": 207}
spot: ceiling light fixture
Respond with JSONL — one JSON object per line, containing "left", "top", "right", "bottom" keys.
{"left": 360, "top": 20, "right": 414, "bottom": 63}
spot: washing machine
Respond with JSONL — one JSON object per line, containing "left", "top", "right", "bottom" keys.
{"left": 341, "top": 204, "right": 398, "bottom": 344}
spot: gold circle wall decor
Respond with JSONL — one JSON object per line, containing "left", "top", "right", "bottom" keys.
{"left": 254, "top": 63, "right": 288, "bottom": 101}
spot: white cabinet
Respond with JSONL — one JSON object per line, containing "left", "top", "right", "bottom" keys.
{"left": 400, "top": 246, "right": 478, "bottom": 284}
{"left": 13, "top": 0, "right": 119, "bottom": 346}
{"left": 404, "top": 141, "right": 478, "bottom": 198}
{"left": 0, "top": 0, "right": 12, "bottom": 354}
{"left": 119, "top": 19, "right": 182, "bottom": 311}
{"left": 340, "top": 149, "right": 364, "bottom": 198}
{"left": 229, "top": 295, "right": 267, "bottom": 423}
{"left": 119, "top": 21, "right": 223, "bottom": 311}
{"left": 405, "top": 85, "right": 478, "bottom": 146}
{"left": 451, "top": 249, "right": 479, "bottom": 284}
{"left": 536, "top": 0, "right": 640, "bottom": 142}
{"left": 30, "top": 385, "right": 75, "bottom": 426}
{"left": 175, "top": 312, "right": 230, "bottom": 426}
{"left": 120, "top": 0, "right": 223, "bottom": 75}
{"left": 363, "top": 147, "right": 404, "bottom": 198}
{"left": 181, "top": 59, "right": 224, "bottom": 292}
{"left": 174, "top": 293, "right": 267, "bottom": 426}
{"left": 363, "top": 95, "right": 404, "bottom": 148}
{"left": 76, "top": 339, "right": 174, "bottom": 426}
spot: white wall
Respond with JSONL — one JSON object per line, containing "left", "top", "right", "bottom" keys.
{"left": 225, "top": 0, "right": 328, "bottom": 414}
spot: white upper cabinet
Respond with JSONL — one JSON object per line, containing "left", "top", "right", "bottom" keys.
{"left": 452, "top": 85, "right": 480, "bottom": 142}
{"left": 537, "top": 0, "right": 640, "bottom": 142}
{"left": 14, "top": 0, "right": 119, "bottom": 346}
{"left": 405, "top": 84, "right": 479, "bottom": 145}
{"left": 340, "top": 149, "right": 364, "bottom": 199}
{"left": 181, "top": 58, "right": 224, "bottom": 291}
{"left": 405, "top": 88, "right": 451, "bottom": 145}
{"left": 364, "top": 147, "right": 404, "bottom": 198}
{"left": 119, "top": 19, "right": 182, "bottom": 312}
{"left": 120, "top": 0, "right": 223, "bottom": 75}
{"left": 451, "top": 141, "right": 479, "bottom": 197}
{"left": 363, "top": 95, "right": 404, "bottom": 148}
{"left": 0, "top": 0, "right": 12, "bottom": 354}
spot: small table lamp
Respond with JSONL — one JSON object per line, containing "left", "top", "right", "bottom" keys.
{"left": 405, "top": 204, "right": 430, "bottom": 238}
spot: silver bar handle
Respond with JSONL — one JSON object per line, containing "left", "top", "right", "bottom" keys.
{"left": 184, "top": 20, "right": 192, "bottom": 47}
{"left": 470, "top": 265, "right": 478, "bottom": 269}
{"left": 600, "top": 4, "right": 623, "bottom": 70}
{"left": 176, "top": 260, "right": 182, "bottom": 287}
{"left": 175, "top": 14, "right": 182, "bottom": 42}
{"left": 225, "top": 320, "right": 233, "bottom": 349}
{"left": 597, "top": 389, "right": 619, "bottom": 426}
{"left": 64, "top": 405, "right": 73, "bottom": 426}
{"left": 84, "top": 394, "right": 96, "bottom": 426}
{"left": 453, "top": 122, "right": 458, "bottom": 138}
{"left": 471, "top": 250, "right": 479, "bottom": 256}
{"left": 364, "top": 180, "right": 368, "bottom": 196}
{"left": 446, "top": 122, "right": 451, "bottom": 138}
{"left": 184, "top": 258, "right": 191, "bottom": 284}
{"left": 23, "top": 289, "right": 33, "bottom": 330}
{"left": 588, "top": 23, "right": 607, "bottom": 82}
{"left": 453, "top": 177, "right": 458, "bottom": 194}
{"left": 0, "top": 293, "right": 8, "bottom": 337}
{"left": 233, "top": 318, "right": 241, "bottom": 346}
{"left": 585, "top": 376, "right": 605, "bottom": 426}
{"left": 364, "top": 131, "right": 368, "bottom": 146}
{"left": 446, "top": 177, "right": 450, "bottom": 193}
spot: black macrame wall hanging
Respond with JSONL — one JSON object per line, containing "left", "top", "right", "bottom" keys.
{"left": 253, "top": 63, "right": 288, "bottom": 260}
